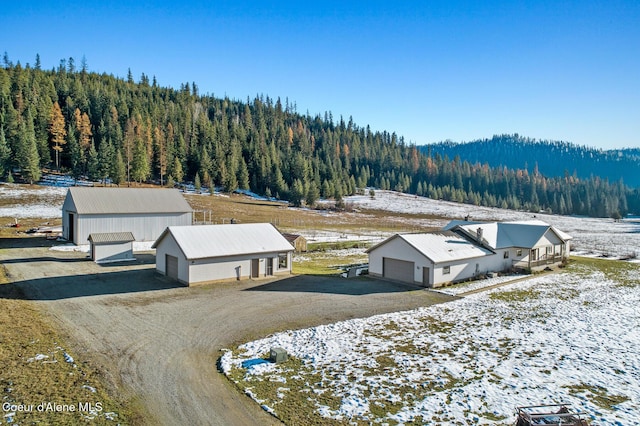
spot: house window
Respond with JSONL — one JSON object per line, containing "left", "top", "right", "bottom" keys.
{"left": 278, "top": 253, "right": 288, "bottom": 269}
{"left": 443, "top": 266, "right": 450, "bottom": 275}
{"left": 503, "top": 251, "right": 509, "bottom": 259}
{"left": 516, "top": 249, "right": 522, "bottom": 257}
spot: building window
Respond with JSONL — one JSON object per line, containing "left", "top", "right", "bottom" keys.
{"left": 278, "top": 253, "right": 288, "bottom": 269}
{"left": 516, "top": 249, "right": 522, "bottom": 257}
{"left": 443, "top": 266, "right": 450, "bottom": 275}
{"left": 503, "top": 251, "right": 510, "bottom": 259}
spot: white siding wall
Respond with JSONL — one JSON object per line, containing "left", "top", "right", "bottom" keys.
{"left": 74, "top": 212, "right": 191, "bottom": 244}
{"left": 189, "top": 256, "right": 252, "bottom": 283}
{"left": 369, "top": 237, "right": 428, "bottom": 284}
{"left": 433, "top": 254, "right": 505, "bottom": 286}
{"left": 188, "top": 251, "right": 291, "bottom": 284}
{"left": 434, "top": 258, "right": 476, "bottom": 286}
{"left": 538, "top": 230, "right": 563, "bottom": 247}
{"left": 155, "top": 234, "right": 189, "bottom": 284}
{"left": 92, "top": 242, "right": 134, "bottom": 263}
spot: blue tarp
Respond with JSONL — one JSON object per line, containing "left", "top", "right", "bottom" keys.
{"left": 241, "top": 358, "right": 270, "bottom": 369}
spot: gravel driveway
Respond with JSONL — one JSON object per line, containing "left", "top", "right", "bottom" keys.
{"left": 0, "top": 240, "right": 456, "bottom": 425}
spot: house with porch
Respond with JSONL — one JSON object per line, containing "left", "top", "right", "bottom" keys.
{"left": 367, "top": 220, "right": 572, "bottom": 288}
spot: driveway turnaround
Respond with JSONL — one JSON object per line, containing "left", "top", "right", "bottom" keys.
{"left": 0, "top": 242, "right": 456, "bottom": 425}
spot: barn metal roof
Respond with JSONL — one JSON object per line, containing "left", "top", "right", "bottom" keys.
{"left": 64, "top": 187, "right": 193, "bottom": 214}
{"left": 367, "top": 231, "right": 493, "bottom": 263}
{"left": 153, "top": 223, "right": 294, "bottom": 260}
{"left": 88, "top": 232, "right": 135, "bottom": 243}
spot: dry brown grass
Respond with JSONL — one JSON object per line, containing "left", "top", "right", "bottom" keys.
{"left": 0, "top": 263, "right": 135, "bottom": 424}
{"left": 184, "top": 192, "right": 437, "bottom": 235}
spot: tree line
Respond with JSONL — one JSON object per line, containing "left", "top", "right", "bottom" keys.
{"left": 423, "top": 134, "right": 640, "bottom": 187}
{"left": 0, "top": 54, "right": 638, "bottom": 218}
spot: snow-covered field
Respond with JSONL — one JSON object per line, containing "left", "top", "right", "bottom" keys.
{"left": 0, "top": 184, "right": 67, "bottom": 219}
{"left": 222, "top": 261, "right": 640, "bottom": 425}
{"left": 345, "top": 191, "right": 640, "bottom": 259}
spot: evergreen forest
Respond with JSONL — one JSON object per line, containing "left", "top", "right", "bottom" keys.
{"left": 1, "top": 54, "right": 638, "bottom": 218}
{"left": 423, "top": 135, "right": 640, "bottom": 187}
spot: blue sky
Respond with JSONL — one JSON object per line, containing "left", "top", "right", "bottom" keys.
{"left": 2, "top": 0, "right": 639, "bottom": 149}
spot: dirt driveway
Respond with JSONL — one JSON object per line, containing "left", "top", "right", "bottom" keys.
{"left": 0, "top": 239, "right": 456, "bottom": 425}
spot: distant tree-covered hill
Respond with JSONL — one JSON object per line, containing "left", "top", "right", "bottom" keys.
{"left": 1, "top": 54, "right": 639, "bottom": 217}
{"left": 421, "top": 135, "right": 640, "bottom": 187}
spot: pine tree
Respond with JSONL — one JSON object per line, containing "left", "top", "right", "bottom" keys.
{"left": 172, "top": 157, "right": 184, "bottom": 183}
{"left": 0, "top": 126, "right": 10, "bottom": 178}
{"left": 87, "top": 141, "right": 99, "bottom": 181}
{"left": 48, "top": 101, "right": 66, "bottom": 170}
{"left": 194, "top": 173, "right": 201, "bottom": 193}
{"left": 305, "top": 181, "right": 320, "bottom": 207}
{"left": 237, "top": 157, "right": 250, "bottom": 190}
{"left": 131, "top": 138, "right": 150, "bottom": 183}
{"left": 66, "top": 123, "right": 83, "bottom": 178}
{"left": 17, "top": 110, "right": 41, "bottom": 184}
{"left": 222, "top": 160, "right": 238, "bottom": 193}
{"left": 112, "top": 150, "right": 126, "bottom": 185}
{"left": 289, "top": 179, "right": 305, "bottom": 207}
{"left": 98, "top": 139, "right": 114, "bottom": 183}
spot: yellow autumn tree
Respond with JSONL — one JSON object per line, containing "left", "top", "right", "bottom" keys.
{"left": 48, "top": 101, "right": 66, "bottom": 170}
{"left": 74, "top": 108, "right": 92, "bottom": 152}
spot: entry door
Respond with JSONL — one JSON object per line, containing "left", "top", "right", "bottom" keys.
{"left": 422, "top": 267, "right": 431, "bottom": 288}
{"left": 165, "top": 254, "right": 179, "bottom": 280}
{"left": 68, "top": 213, "right": 75, "bottom": 242}
{"left": 266, "top": 258, "right": 274, "bottom": 276}
{"left": 251, "top": 259, "right": 260, "bottom": 278}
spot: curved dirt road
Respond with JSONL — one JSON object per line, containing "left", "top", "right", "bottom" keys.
{"left": 1, "top": 243, "right": 456, "bottom": 425}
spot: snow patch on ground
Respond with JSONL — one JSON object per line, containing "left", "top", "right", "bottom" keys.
{"left": 222, "top": 267, "right": 640, "bottom": 424}
{"left": 0, "top": 184, "right": 67, "bottom": 219}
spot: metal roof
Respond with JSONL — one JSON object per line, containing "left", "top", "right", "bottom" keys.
{"left": 449, "top": 219, "right": 572, "bottom": 249}
{"left": 153, "top": 223, "right": 294, "bottom": 260}
{"left": 65, "top": 187, "right": 193, "bottom": 214}
{"left": 88, "top": 232, "right": 135, "bottom": 244}
{"left": 368, "top": 231, "right": 493, "bottom": 263}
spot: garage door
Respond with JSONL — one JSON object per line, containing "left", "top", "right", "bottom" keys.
{"left": 166, "top": 254, "right": 179, "bottom": 280}
{"left": 383, "top": 257, "right": 415, "bottom": 283}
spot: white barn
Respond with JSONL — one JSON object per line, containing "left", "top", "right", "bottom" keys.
{"left": 152, "top": 223, "right": 294, "bottom": 286}
{"left": 62, "top": 187, "right": 193, "bottom": 245}
{"left": 368, "top": 220, "right": 572, "bottom": 288}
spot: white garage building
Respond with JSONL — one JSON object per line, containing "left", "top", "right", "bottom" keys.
{"left": 367, "top": 231, "right": 496, "bottom": 288}
{"left": 152, "top": 223, "right": 294, "bottom": 286}
{"left": 62, "top": 187, "right": 193, "bottom": 244}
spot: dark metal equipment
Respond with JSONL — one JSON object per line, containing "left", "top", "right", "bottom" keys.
{"left": 515, "top": 404, "right": 590, "bottom": 426}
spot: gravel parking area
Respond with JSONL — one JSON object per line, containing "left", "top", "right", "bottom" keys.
{"left": 0, "top": 239, "right": 456, "bottom": 425}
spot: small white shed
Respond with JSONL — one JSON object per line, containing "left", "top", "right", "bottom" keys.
{"left": 152, "top": 223, "right": 294, "bottom": 286}
{"left": 88, "top": 232, "right": 135, "bottom": 263}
